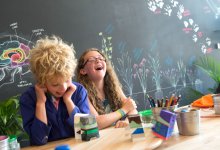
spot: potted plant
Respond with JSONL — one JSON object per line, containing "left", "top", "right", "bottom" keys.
{"left": 194, "top": 55, "right": 220, "bottom": 93}
{"left": 0, "top": 95, "right": 29, "bottom": 147}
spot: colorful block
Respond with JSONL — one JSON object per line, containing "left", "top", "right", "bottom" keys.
{"left": 74, "top": 113, "right": 89, "bottom": 140}
{"left": 152, "top": 110, "right": 176, "bottom": 140}
{"left": 81, "top": 127, "right": 100, "bottom": 141}
{"left": 74, "top": 113, "right": 99, "bottom": 141}
{"left": 131, "top": 128, "right": 145, "bottom": 142}
{"left": 128, "top": 114, "right": 143, "bottom": 128}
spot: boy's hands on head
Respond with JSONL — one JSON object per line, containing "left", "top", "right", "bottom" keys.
{"left": 63, "top": 82, "right": 77, "bottom": 103}
{"left": 35, "top": 84, "right": 47, "bottom": 104}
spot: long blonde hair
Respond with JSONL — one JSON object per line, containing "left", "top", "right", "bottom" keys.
{"left": 76, "top": 48, "right": 123, "bottom": 114}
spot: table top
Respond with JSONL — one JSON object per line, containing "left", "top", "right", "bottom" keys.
{"left": 22, "top": 108, "right": 220, "bottom": 150}
{"left": 21, "top": 127, "right": 162, "bottom": 150}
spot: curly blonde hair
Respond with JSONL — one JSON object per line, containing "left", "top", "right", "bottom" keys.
{"left": 29, "top": 35, "right": 77, "bottom": 85}
{"left": 76, "top": 48, "right": 123, "bottom": 114}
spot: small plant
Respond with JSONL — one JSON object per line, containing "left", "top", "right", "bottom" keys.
{"left": 0, "top": 95, "right": 28, "bottom": 144}
{"left": 194, "top": 55, "right": 220, "bottom": 93}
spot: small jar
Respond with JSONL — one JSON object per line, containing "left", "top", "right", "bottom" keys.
{"left": 8, "top": 135, "right": 20, "bottom": 150}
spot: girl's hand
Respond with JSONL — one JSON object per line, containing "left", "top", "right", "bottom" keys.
{"left": 121, "top": 98, "right": 137, "bottom": 114}
{"left": 35, "top": 84, "right": 47, "bottom": 104}
{"left": 63, "top": 82, "right": 77, "bottom": 103}
{"left": 115, "top": 120, "right": 129, "bottom": 128}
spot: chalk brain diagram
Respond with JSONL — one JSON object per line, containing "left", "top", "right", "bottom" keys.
{"left": 0, "top": 40, "right": 30, "bottom": 87}
{"left": 0, "top": 41, "right": 29, "bottom": 67}
{"left": 146, "top": 0, "right": 212, "bottom": 54}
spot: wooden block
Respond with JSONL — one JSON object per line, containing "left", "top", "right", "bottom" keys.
{"left": 131, "top": 128, "right": 145, "bottom": 142}
{"left": 128, "top": 114, "right": 143, "bottom": 128}
{"left": 74, "top": 113, "right": 89, "bottom": 140}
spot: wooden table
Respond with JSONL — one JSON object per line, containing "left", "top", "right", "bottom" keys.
{"left": 21, "top": 127, "right": 162, "bottom": 150}
{"left": 156, "top": 108, "right": 220, "bottom": 150}
{"left": 22, "top": 108, "right": 220, "bottom": 150}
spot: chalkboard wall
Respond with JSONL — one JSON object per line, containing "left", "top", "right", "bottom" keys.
{"left": 0, "top": 0, "right": 220, "bottom": 110}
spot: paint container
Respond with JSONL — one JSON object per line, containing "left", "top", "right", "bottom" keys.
{"left": 212, "top": 94, "right": 220, "bottom": 114}
{"left": 176, "top": 108, "right": 200, "bottom": 136}
{"left": 0, "top": 135, "right": 9, "bottom": 150}
{"left": 8, "top": 135, "right": 20, "bottom": 150}
{"left": 139, "top": 109, "right": 153, "bottom": 128}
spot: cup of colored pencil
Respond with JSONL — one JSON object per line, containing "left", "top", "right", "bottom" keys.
{"left": 147, "top": 94, "right": 181, "bottom": 120}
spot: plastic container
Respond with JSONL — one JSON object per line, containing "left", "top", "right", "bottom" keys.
{"left": 0, "top": 135, "right": 8, "bottom": 150}
{"left": 139, "top": 109, "right": 153, "bottom": 123}
{"left": 139, "top": 109, "right": 153, "bottom": 128}
{"left": 8, "top": 135, "right": 20, "bottom": 150}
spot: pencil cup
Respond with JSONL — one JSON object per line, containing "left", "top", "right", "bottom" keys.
{"left": 151, "top": 105, "right": 178, "bottom": 120}
{"left": 212, "top": 94, "right": 220, "bottom": 114}
{"left": 151, "top": 107, "right": 163, "bottom": 120}
{"left": 176, "top": 108, "right": 200, "bottom": 136}
{"left": 167, "top": 105, "right": 178, "bottom": 112}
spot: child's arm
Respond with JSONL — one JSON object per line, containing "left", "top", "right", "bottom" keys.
{"left": 121, "top": 93, "right": 138, "bottom": 115}
{"left": 63, "top": 83, "right": 77, "bottom": 115}
{"left": 119, "top": 88, "right": 138, "bottom": 115}
{"left": 35, "top": 84, "right": 48, "bottom": 125}
{"left": 88, "top": 98, "right": 136, "bottom": 129}
{"left": 20, "top": 86, "right": 51, "bottom": 145}
{"left": 88, "top": 100, "right": 121, "bottom": 129}
{"left": 64, "top": 83, "right": 90, "bottom": 127}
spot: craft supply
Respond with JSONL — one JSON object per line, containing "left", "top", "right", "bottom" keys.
{"left": 167, "top": 94, "right": 175, "bottom": 108}
{"left": 55, "top": 144, "right": 71, "bottom": 150}
{"left": 139, "top": 109, "right": 153, "bottom": 127}
{"left": 176, "top": 108, "right": 200, "bottom": 136}
{"left": 8, "top": 135, "right": 20, "bottom": 150}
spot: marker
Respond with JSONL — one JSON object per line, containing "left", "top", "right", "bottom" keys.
{"left": 147, "top": 95, "right": 154, "bottom": 108}
{"left": 161, "top": 98, "right": 164, "bottom": 107}
{"left": 165, "top": 97, "right": 169, "bottom": 107}
{"left": 150, "top": 97, "right": 156, "bottom": 107}
{"left": 176, "top": 95, "right": 181, "bottom": 104}
{"left": 157, "top": 99, "right": 160, "bottom": 107}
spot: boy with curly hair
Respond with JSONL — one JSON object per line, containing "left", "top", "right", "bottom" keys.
{"left": 20, "top": 36, "right": 90, "bottom": 145}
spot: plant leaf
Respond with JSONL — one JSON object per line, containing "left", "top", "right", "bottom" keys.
{"left": 194, "top": 55, "right": 220, "bottom": 83}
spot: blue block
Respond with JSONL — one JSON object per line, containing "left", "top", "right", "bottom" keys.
{"left": 152, "top": 110, "right": 176, "bottom": 140}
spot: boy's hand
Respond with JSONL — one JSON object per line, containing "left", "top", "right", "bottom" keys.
{"left": 35, "top": 84, "right": 47, "bottom": 104}
{"left": 63, "top": 83, "right": 77, "bottom": 103}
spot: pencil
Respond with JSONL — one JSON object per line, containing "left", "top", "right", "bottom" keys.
{"left": 167, "top": 94, "right": 175, "bottom": 108}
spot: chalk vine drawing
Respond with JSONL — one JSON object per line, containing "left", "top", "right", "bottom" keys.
{"left": 117, "top": 42, "right": 134, "bottom": 98}
{"left": 0, "top": 22, "right": 44, "bottom": 88}
{"left": 146, "top": 0, "right": 212, "bottom": 53}
{"left": 98, "top": 32, "right": 199, "bottom": 109}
